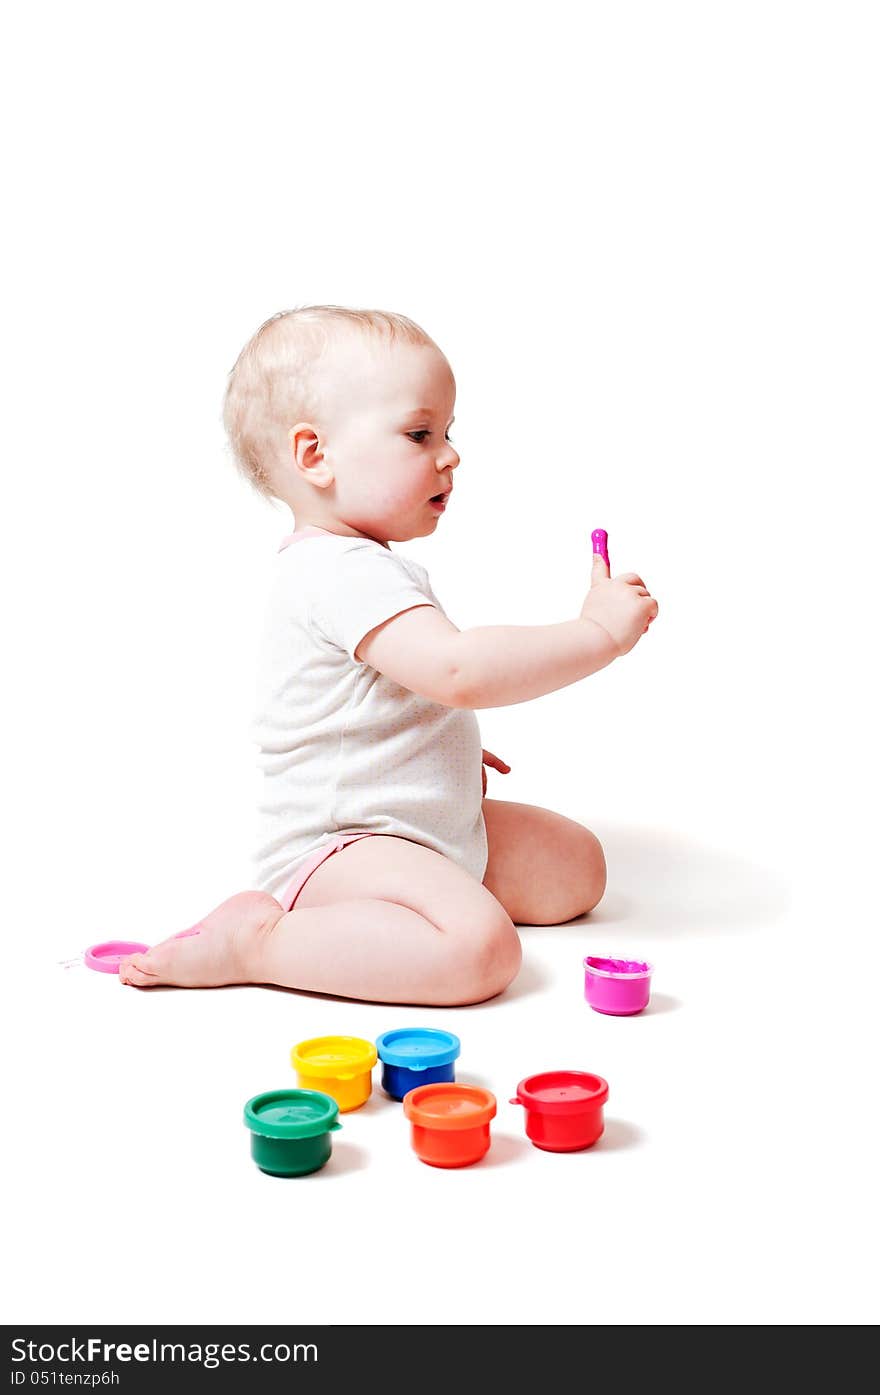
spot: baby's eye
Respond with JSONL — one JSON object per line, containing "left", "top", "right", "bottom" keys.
{"left": 407, "top": 430, "right": 429, "bottom": 443}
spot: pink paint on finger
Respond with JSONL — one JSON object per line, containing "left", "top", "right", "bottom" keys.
{"left": 591, "top": 528, "right": 610, "bottom": 566}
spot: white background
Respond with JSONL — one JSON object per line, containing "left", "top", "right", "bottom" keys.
{"left": 3, "top": 0, "right": 877, "bottom": 1327}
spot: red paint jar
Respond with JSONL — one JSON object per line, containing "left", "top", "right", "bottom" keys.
{"left": 511, "top": 1071, "right": 609, "bottom": 1152}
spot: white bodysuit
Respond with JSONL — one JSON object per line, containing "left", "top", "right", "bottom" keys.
{"left": 250, "top": 526, "right": 488, "bottom": 903}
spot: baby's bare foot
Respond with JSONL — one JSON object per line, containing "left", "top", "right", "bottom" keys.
{"left": 119, "top": 891, "right": 283, "bottom": 988}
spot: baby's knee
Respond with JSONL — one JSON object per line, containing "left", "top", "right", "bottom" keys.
{"left": 581, "top": 829, "right": 607, "bottom": 913}
{"left": 447, "top": 903, "right": 522, "bottom": 1005}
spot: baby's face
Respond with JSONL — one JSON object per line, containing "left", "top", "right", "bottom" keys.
{"left": 314, "top": 335, "right": 459, "bottom": 543}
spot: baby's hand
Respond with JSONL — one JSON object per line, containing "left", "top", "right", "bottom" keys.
{"left": 580, "top": 546, "right": 659, "bottom": 656}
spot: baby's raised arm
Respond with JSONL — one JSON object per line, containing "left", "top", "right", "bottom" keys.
{"left": 356, "top": 540, "right": 659, "bottom": 710}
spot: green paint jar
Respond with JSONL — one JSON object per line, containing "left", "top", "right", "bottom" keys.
{"left": 244, "top": 1089, "right": 341, "bottom": 1177}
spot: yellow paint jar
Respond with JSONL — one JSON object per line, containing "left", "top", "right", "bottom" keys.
{"left": 290, "top": 1035, "right": 378, "bottom": 1112}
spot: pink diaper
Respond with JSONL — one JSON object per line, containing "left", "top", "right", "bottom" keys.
{"left": 278, "top": 832, "right": 377, "bottom": 912}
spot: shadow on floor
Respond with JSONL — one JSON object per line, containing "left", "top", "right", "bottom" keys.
{"left": 541, "top": 821, "right": 789, "bottom": 938}
{"left": 257, "top": 949, "right": 550, "bottom": 1007}
{"left": 596, "top": 1117, "right": 645, "bottom": 1151}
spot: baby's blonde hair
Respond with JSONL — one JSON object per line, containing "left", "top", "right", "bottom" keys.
{"left": 222, "top": 304, "right": 435, "bottom": 501}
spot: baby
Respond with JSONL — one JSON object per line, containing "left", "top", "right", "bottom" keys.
{"left": 119, "top": 306, "right": 658, "bottom": 1005}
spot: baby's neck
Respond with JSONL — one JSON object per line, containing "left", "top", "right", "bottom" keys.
{"left": 292, "top": 520, "right": 391, "bottom": 549}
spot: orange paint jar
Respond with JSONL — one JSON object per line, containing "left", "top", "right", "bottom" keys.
{"left": 403, "top": 1083, "right": 496, "bottom": 1168}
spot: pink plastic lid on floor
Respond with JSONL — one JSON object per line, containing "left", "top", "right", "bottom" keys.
{"left": 84, "top": 940, "right": 150, "bottom": 973}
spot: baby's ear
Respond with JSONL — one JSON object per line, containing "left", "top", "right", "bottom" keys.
{"left": 289, "top": 423, "right": 331, "bottom": 484}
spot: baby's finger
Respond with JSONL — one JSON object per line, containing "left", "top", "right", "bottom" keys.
{"left": 616, "top": 572, "right": 646, "bottom": 588}
{"left": 591, "top": 551, "right": 611, "bottom": 583}
{"left": 482, "top": 748, "right": 511, "bottom": 773}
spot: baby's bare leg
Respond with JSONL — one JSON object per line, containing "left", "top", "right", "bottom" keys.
{"left": 119, "top": 836, "right": 521, "bottom": 1006}
{"left": 264, "top": 835, "right": 521, "bottom": 1003}
{"left": 482, "top": 798, "right": 607, "bottom": 924}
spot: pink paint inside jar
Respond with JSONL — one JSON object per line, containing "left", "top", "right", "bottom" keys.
{"left": 586, "top": 956, "right": 651, "bottom": 976}
{"left": 583, "top": 955, "right": 653, "bottom": 1015}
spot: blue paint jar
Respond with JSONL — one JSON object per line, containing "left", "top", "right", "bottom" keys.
{"left": 375, "top": 1028, "right": 461, "bottom": 1100}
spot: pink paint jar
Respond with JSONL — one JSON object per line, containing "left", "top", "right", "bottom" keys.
{"left": 583, "top": 956, "right": 653, "bottom": 1015}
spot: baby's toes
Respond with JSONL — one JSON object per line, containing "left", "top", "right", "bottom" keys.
{"left": 118, "top": 952, "right": 159, "bottom": 988}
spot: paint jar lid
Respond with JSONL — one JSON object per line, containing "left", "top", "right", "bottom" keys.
{"left": 403, "top": 1083, "right": 496, "bottom": 1130}
{"left": 84, "top": 940, "right": 150, "bottom": 973}
{"left": 290, "top": 1035, "right": 378, "bottom": 1080}
{"left": 243, "top": 1089, "right": 340, "bottom": 1140}
{"left": 375, "top": 1027, "right": 461, "bottom": 1070}
{"left": 512, "top": 1071, "right": 609, "bottom": 1116}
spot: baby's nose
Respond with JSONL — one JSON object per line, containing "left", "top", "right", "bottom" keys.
{"left": 439, "top": 441, "right": 460, "bottom": 468}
